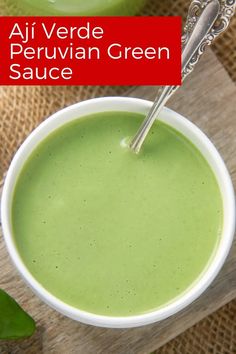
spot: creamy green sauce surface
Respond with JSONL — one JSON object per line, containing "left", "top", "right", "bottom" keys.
{"left": 16, "top": 0, "right": 145, "bottom": 16}
{"left": 12, "top": 112, "right": 223, "bottom": 316}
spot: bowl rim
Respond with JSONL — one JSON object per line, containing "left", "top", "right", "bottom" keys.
{"left": 1, "top": 96, "right": 235, "bottom": 328}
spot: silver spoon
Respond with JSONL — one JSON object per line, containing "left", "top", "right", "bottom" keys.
{"left": 130, "top": 0, "right": 236, "bottom": 154}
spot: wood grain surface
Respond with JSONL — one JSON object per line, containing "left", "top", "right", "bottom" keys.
{"left": 0, "top": 49, "right": 236, "bottom": 354}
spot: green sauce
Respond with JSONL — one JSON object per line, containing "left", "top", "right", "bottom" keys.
{"left": 13, "top": 0, "right": 146, "bottom": 16}
{"left": 12, "top": 112, "right": 223, "bottom": 316}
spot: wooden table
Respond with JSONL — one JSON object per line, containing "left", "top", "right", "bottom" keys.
{"left": 0, "top": 49, "right": 236, "bottom": 353}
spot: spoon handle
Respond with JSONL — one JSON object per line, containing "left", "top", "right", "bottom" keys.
{"left": 130, "top": 0, "right": 235, "bottom": 154}
{"left": 182, "top": 0, "right": 235, "bottom": 80}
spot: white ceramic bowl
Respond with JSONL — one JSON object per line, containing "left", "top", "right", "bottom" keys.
{"left": 1, "top": 97, "right": 235, "bottom": 328}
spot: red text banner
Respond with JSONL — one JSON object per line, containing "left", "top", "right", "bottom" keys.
{"left": 0, "top": 16, "right": 181, "bottom": 86}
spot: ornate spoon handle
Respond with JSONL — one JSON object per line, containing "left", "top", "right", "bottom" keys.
{"left": 130, "top": 0, "right": 236, "bottom": 154}
{"left": 182, "top": 0, "right": 235, "bottom": 78}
